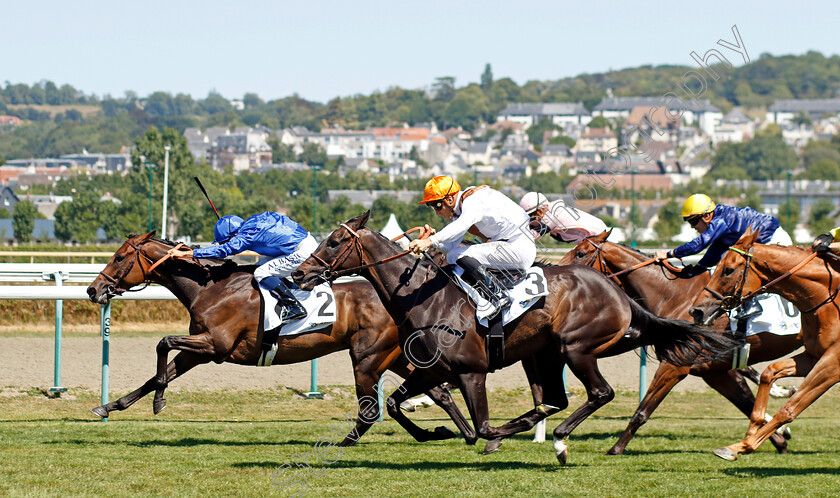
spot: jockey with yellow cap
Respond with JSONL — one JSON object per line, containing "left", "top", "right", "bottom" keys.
{"left": 409, "top": 176, "right": 536, "bottom": 317}
{"left": 519, "top": 191, "right": 608, "bottom": 243}
{"left": 654, "top": 193, "right": 790, "bottom": 273}
{"left": 655, "top": 194, "right": 796, "bottom": 369}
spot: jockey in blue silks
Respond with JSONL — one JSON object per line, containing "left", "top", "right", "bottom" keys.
{"left": 655, "top": 194, "right": 794, "bottom": 369}
{"left": 172, "top": 212, "right": 317, "bottom": 325}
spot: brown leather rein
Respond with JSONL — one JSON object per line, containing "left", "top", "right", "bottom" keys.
{"left": 97, "top": 241, "right": 194, "bottom": 295}
{"left": 311, "top": 225, "right": 427, "bottom": 282}
{"left": 703, "top": 246, "right": 820, "bottom": 312}
{"left": 582, "top": 238, "right": 684, "bottom": 279}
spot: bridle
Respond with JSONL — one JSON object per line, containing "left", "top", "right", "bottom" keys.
{"left": 703, "top": 246, "right": 819, "bottom": 313}
{"left": 579, "top": 237, "right": 683, "bottom": 282}
{"left": 310, "top": 224, "right": 422, "bottom": 282}
{"left": 97, "top": 239, "right": 188, "bottom": 295}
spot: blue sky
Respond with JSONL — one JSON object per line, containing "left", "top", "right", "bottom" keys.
{"left": 2, "top": 0, "right": 835, "bottom": 103}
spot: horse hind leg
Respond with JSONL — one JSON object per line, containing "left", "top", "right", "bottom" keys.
{"left": 384, "top": 371, "right": 459, "bottom": 443}
{"left": 607, "top": 361, "right": 689, "bottom": 456}
{"left": 552, "top": 353, "right": 615, "bottom": 465}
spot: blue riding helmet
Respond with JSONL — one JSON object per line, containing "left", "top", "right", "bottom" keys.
{"left": 213, "top": 215, "right": 244, "bottom": 243}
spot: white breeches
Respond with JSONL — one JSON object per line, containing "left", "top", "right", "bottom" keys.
{"left": 253, "top": 235, "right": 319, "bottom": 283}
{"left": 446, "top": 236, "right": 536, "bottom": 270}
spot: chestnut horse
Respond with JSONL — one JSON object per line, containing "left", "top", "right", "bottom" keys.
{"left": 86, "top": 231, "right": 476, "bottom": 446}
{"left": 292, "top": 212, "right": 737, "bottom": 464}
{"left": 690, "top": 229, "right": 840, "bottom": 461}
{"left": 561, "top": 231, "right": 800, "bottom": 455}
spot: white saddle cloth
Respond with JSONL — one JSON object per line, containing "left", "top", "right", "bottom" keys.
{"left": 730, "top": 294, "right": 801, "bottom": 337}
{"left": 452, "top": 266, "right": 549, "bottom": 328}
{"left": 258, "top": 281, "right": 337, "bottom": 337}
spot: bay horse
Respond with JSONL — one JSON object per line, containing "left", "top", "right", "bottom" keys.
{"left": 292, "top": 212, "right": 737, "bottom": 464}
{"left": 689, "top": 229, "right": 840, "bottom": 461}
{"left": 561, "top": 231, "right": 800, "bottom": 455}
{"left": 86, "top": 231, "right": 477, "bottom": 446}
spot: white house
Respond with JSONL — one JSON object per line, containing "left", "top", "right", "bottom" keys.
{"left": 593, "top": 97, "right": 722, "bottom": 136}
{"left": 766, "top": 99, "right": 840, "bottom": 125}
{"left": 497, "top": 103, "right": 591, "bottom": 128}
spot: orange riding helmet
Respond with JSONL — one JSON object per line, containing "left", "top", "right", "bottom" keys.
{"left": 419, "top": 176, "right": 461, "bottom": 204}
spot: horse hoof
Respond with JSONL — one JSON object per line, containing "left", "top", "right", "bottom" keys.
{"left": 606, "top": 446, "right": 624, "bottom": 456}
{"left": 554, "top": 436, "right": 569, "bottom": 465}
{"left": 713, "top": 447, "right": 738, "bottom": 461}
{"left": 483, "top": 439, "right": 503, "bottom": 455}
{"left": 399, "top": 401, "right": 416, "bottom": 412}
{"left": 434, "top": 426, "right": 457, "bottom": 440}
{"left": 153, "top": 399, "right": 166, "bottom": 415}
{"left": 91, "top": 406, "right": 108, "bottom": 418}
{"left": 780, "top": 425, "right": 792, "bottom": 440}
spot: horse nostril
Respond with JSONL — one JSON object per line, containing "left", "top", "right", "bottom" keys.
{"left": 291, "top": 270, "right": 304, "bottom": 282}
{"left": 689, "top": 308, "right": 704, "bottom": 324}
{"left": 87, "top": 287, "right": 96, "bottom": 298}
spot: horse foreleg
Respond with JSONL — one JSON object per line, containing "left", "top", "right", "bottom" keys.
{"left": 607, "top": 361, "right": 689, "bottom": 455}
{"left": 483, "top": 353, "right": 569, "bottom": 454}
{"left": 154, "top": 333, "right": 217, "bottom": 413}
{"left": 552, "top": 353, "right": 615, "bottom": 465}
{"left": 386, "top": 359, "right": 477, "bottom": 445}
{"left": 91, "top": 352, "right": 208, "bottom": 418}
{"left": 715, "top": 350, "right": 821, "bottom": 461}
{"left": 702, "top": 369, "right": 788, "bottom": 454}
{"left": 384, "top": 370, "right": 456, "bottom": 443}
{"left": 745, "top": 355, "right": 814, "bottom": 438}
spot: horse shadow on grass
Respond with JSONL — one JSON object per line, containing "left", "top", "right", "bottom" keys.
{"left": 720, "top": 466, "right": 840, "bottom": 477}
{"left": 43, "top": 438, "right": 315, "bottom": 448}
{"left": 232, "top": 459, "right": 561, "bottom": 472}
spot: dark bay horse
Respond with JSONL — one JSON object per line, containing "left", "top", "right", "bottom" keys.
{"left": 86, "top": 231, "right": 476, "bottom": 446}
{"left": 561, "top": 231, "right": 800, "bottom": 455}
{"left": 690, "top": 229, "right": 840, "bottom": 461}
{"left": 292, "top": 212, "right": 737, "bottom": 464}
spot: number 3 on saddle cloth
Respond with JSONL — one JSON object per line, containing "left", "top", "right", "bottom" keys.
{"left": 451, "top": 266, "right": 550, "bottom": 371}
{"left": 256, "top": 280, "right": 337, "bottom": 366}
{"left": 451, "top": 266, "right": 549, "bottom": 326}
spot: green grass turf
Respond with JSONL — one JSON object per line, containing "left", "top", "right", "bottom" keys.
{"left": 1, "top": 386, "right": 840, "bottom": 497}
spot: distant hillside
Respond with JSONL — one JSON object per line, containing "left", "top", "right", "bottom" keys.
{"left": 1, "top": 51, "right": 840, "bottom": 159}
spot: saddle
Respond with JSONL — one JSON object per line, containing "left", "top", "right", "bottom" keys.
{"left": 487, "top": 268, "right": 526, "bottom": 289}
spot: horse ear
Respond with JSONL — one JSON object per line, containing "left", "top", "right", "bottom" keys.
{"left": 595, "top": 229, "right": 611, "bottom": 242}
{"left": 736, "top": 227, "right": 760, "bottom": 249}
{"left": 348, "top": 211, "right": 370, "bottom": 230}
{"left": 138, "top": 231, "right": 156, "bottom": 242}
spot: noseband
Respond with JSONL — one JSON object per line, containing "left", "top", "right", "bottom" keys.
{"left": 98, "top": 240, "right": 187, "bottom": 295}
{"left": 311, "top": 225, "right": 423, "bottom": 282}
{"left": 704, "top": 246, "right": 819, "bottom": 313}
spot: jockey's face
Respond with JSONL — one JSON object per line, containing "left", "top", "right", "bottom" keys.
{"left": 433, "top": 195, "right": 457, "bottom": 221}
{"left": 688, "top": 212, "right": 714, "bottom": 233}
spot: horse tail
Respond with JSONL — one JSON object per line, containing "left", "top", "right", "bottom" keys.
{"left": 626, "top": 299, "right": 738, "bottom": 367}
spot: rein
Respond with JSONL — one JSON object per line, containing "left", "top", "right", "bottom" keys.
{"left": 582, "top": 238, "right": 685, "bottom": 279}
{"left": 98, "top": 239, "right": 199, "bottom": 295}
{"left": 704, "top": 246, "right": 818, "bottom": 312}
{"left": 312, "top": 225, "right": 426, "bottom": 281}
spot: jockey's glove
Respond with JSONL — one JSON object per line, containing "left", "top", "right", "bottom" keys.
{"left": 677, "top": 264, "right": 708, "bottom": 279}
{"left": 813, "top": 232, "right": 834, "bottom": 253}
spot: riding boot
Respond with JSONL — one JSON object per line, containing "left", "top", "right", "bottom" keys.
{"left": 263, "top": 276, "right": 306, "bottom": 325}
{"left": 457, "top": 256, "right": 511, "bottom": 319}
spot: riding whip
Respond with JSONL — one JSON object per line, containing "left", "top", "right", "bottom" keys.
{"left": 193, "top": 177, "right": 221, "bottom": 220}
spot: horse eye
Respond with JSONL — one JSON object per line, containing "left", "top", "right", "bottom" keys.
{"left": 115, "top": 254, "right": 124, "bottom": 263}
{"left": 576, "top": 251, "right": 585, "bottom": 258}
{"left": 723, "top": 267, "right": 734, "bottom": 276}
{"left": 327, "top": 239, "right": 339, "bottom": 248}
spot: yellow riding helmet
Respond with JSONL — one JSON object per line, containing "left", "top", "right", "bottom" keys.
{"left": 419, "top": 176, "right": 461, "bottom": 204}
{"left": 682, "top": 194, "right": 716, "bottom": 219}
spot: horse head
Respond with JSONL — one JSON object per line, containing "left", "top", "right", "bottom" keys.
{"left": 558, "top": 230, "right": 611, "bottom": 268}
{"left": 293, "top": 211, "right": 372, "bottom": 291}
{"left": 689, "top": 228, "right": 762, "bottom": 326}
{"left": 87, "top": 231, "right": 176, "bottom": 304}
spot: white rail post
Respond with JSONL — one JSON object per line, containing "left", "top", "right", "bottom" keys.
{"left": 100, "top": 302, "right": 111, "bottom": 422}
{"left": 47, "top": 271, "right": 67, "bottom": 397}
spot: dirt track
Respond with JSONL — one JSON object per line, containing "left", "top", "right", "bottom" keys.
{"left": 0, "top": 336, "right": 723, "bottom": 394}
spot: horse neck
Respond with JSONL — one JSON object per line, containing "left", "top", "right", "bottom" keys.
{"left": 605, "top": 244, "right": 707, "bottom": 318}
{"left": 750, "top": 244, "right": 839, "bottom": 311}
{"left": 358, "top": 231, "right": 450, "bottom": 327}
{"left": 141, "top": 241, "right": 203, "bottom": 308}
